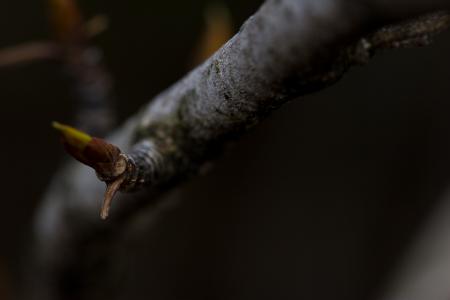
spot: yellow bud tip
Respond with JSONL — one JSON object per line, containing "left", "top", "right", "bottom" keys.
{"left": 52, "top": 121, "right": 92, "bottom": 150}
{"left": 51, "top": 121, "right": 65, "bottom": 131}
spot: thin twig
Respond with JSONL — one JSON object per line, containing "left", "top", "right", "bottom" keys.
{"left": 0, "top": 42, "right": 60, "bottom": 68}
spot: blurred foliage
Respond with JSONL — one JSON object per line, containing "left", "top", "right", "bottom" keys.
{"left": 190, "top": 2, "right": 234, "bottom": 66}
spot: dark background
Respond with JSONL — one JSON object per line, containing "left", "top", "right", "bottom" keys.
{"left": 0, "top": 0, "right": 449, "bottom": 299}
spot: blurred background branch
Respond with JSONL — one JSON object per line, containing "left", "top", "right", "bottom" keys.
{"left": 48, "top": 0, "right": 117, "bottom": 136}
{"left": 0, "top": 41, "right": 60, "bottom": 68}
{"left": 0, "top": 0, "right": 117, "bottom": 136}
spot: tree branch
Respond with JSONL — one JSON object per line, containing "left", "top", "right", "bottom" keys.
{"left": 28, "top": 0, "right": 450, "bottom": 299}
{"left": 48, "top": 0, "right": 117, "bottom": 137}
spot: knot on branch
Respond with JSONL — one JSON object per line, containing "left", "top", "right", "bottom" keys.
{"left": 53, "top": 122, "right": 163, "bottom": 219}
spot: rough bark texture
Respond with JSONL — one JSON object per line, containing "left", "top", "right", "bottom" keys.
{"left": 28, "top": 0, "right": 450, "bottom": 299}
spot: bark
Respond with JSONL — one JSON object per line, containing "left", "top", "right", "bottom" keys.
{"left": 27, "top": 0, "right": 450, "bottom": 299}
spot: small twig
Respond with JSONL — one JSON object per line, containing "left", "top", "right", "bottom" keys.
{"left": 0, "top": 42, "right": 61, "bottom": 68}
{"left": 53, "top": 122, "right": 162, "bottom": 219}
{"left": 100, "top": 175, "right": 126, "bottom": 220}
{"left": 0, "top": 15, "right": 107, "bottom": 69}
{"left": 366, "top": 11, "right": 450, "bottom": 50}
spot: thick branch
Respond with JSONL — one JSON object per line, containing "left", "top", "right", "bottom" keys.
{"left": 29, "top": 0, "right": 450, "bottom": 299}
{"left": 69, "top": 10, "right": 450, "bottom": 219}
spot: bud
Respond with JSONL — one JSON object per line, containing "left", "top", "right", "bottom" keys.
{"left": 53, "top": 121, "right": 125, "bottom": 178}
{"left": 53, "top": 121, "right": 127, "bottom": 219}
